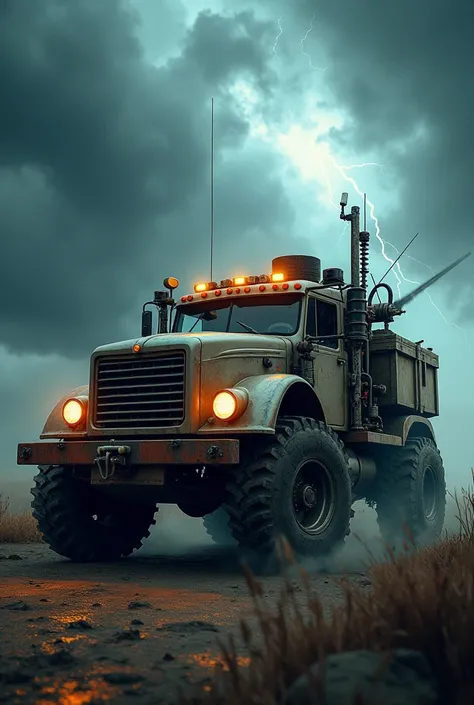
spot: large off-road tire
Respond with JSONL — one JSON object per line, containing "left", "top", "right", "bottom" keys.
{"left": 223, "top": 417, "right": 353, "bottom": 571}
{"left": 373, "top": 437, "right": 446, "bottom": 548}
{"left": 203, "top": 507, "right": 237, "bottom": 546}
{"left": 31, "top": 465, "right": 157, "bottom": 562}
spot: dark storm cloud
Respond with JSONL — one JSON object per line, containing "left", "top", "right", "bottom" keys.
{"left": 290, "top": 0, "right": 474, "bottom": 270}
{"left": 0, "top": 0, "right": 283, "bottom": 356}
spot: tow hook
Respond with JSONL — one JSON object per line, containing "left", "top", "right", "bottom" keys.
{"left": 94, "top": 445, "right": 131, "bottom": 480}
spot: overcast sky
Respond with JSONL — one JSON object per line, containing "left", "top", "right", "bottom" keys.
{"left": 1, "top": 0, "right": 473, "bottom": 495}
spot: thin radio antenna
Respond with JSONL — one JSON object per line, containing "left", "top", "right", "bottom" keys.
{"left": 363, "top": 192, "right": 367, "bottom": 231}
{"left": 210, "top": 97, "right": 215, "bottom": 281}
{"left": 377, "top": 232, "right": 419, "bottom": 285}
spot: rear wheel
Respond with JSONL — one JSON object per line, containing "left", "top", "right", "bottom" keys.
{"left": 223, "top": 417, "right": 353, "bottom": 572}
{"left": 373, "top": 437, "right": 446, "bottom": 548}
{"left": 31, "top": 465, "right": 157, "bottom": 561}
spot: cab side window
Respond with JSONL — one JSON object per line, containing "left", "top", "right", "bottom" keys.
{"left": 317, "top": 300, "right": 338, "bottom": 349}
{"left": 306, "top": 298, "right": 316, "bottom": 337}
{"left": 306, "top": 298, "right": 338, "bottom": 349}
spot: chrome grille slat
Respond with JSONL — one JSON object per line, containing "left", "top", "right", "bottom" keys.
{"left": 94, "top": 351, "right": 186, "bottom": 429}
{"left": 98, "top": 371, "right": 184, "bottom": 382}
{"left": 98, "top": 382, "right": 182, "bottom": 392}
{"left": 98, "top": 390, "right": 183, "bottom": 400}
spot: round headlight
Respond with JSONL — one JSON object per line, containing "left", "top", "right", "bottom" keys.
{"left": 213, "top": 391, "right": 237, "bottom": 420}
{"left": 62, "top": 398, "right": 85, "bottom": 426}
{"left": 212, "top": 388, "right": 248, "bottom": 421}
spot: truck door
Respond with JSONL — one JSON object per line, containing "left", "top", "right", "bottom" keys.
{"left": 306, "top": 295, "right": 348, "bottom": 429}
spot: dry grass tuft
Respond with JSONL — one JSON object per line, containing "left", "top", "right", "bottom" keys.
{"left": 0, "top": 493, "right": 42, "bottom": 543}
{"left": 182, "top": 476, "right": 474, "bottom": 705}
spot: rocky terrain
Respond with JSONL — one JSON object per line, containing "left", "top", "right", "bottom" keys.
{"left": 0, "top": 503, "right": 384, "bottom": 705}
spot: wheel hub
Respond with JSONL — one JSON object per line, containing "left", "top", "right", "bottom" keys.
{"left": 302, "top": 485, "right": 317, "bottom": 508}
{"left": 291, "top": 459, "right": 336, "bottom": 535}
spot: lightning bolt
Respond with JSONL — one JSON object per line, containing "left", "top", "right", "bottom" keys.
{"left": 333, "top": 160, "right": 468, "bottom": 333}
{"left": 338, "top": 162, "right": 389, "bottom": 176}
{"left": 329, "top": 159, "right": 403, "bottom": 296}
{"left": 272, "top": 17, "right": 283, "bottom": 54}
{"left": 331, "top": 159, "right": 468, "bottom": 336}
{"left": 300, "top": 12, "right": 327, "bottom": 72}
{"left": 266, "top": 14, "right": 468, "bottom": 338}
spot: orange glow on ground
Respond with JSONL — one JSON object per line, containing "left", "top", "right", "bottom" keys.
{"left": 35, "top": 677, "right": 120, "bottom": 705}
{"left": 187, "top": 651, "right": 251, "bottom": 671}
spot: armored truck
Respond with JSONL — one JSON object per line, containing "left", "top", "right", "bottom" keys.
{"left": 17, "top": 193, "right": 468, "bottom": 569}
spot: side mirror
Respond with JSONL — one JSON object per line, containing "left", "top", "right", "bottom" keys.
{"left": 141, "top": 310, "right": 152, "bottom": 337}
{"left": 202, "top": 310, "right": 218, "bottom": 321}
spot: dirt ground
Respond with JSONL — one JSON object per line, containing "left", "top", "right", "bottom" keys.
{"left": 0, "top": 505, "right": 383, "bottom": 705}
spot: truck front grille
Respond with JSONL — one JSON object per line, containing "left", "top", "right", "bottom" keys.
{"left": 94, "top": 351, "right": 186, "bottom": 429}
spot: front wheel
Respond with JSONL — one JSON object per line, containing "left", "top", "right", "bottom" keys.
{"left": 31, "top": 465, "right": 157, "bottom": 561}
{"left": 373, "top": 437, "right": 446, "bottom": 548}
{"left": 223, "top": 417, "right": 353, "bottom": 571}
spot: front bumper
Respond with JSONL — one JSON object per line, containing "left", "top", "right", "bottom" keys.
{"left": 17, "top": 438, "right": 240, "bottom": 467}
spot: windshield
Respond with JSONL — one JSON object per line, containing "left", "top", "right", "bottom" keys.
{"left": 173, "top": 294, "right": 302, "bottom": 335}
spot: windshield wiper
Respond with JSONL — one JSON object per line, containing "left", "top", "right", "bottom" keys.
{"left": 236, "top": 320, "right": 259, "bottom": 334}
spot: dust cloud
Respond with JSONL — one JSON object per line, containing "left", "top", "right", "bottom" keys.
{"left": 137, "top": 494, "right": 468, "bottom": 574}
{"left": 137, "top": 505, "right": 214, "bottom": 556}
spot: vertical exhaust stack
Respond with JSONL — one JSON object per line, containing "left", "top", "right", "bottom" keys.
{"left": 340, "top": 193, "right": 369, "bottom": 431}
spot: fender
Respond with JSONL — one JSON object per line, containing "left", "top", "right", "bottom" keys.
{"left": 198, "top": 374, "right": 326, "bottom": 435}
{"left": 383, "top": 415, "right": 436, "bottom": 445}
{"left": 40, "top": 385, "right": 89, "bottom": 439}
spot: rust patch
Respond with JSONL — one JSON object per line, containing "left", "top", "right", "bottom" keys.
{"left": 344, "top": 430, "right": 402, "bottom": 446}
{"left": 17, "top": 438, "right": 240, "bottom": 467}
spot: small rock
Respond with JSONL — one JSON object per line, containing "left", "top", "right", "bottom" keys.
{"left": 39, "top": 598, "right": 50, "bottom": 603}
{"left": 130, "top": 619, "right": 144, "bottom": 626}
{"left": 128, "top": 601, "right": 152, "bottom": 610}
{"left": 358, "top": 578, "right": 372, "bottom": 588}
{"left": 7, "top": 554, "right": 23, "bottom": 561}
{"left": 92, "top": 603, "right": 102, "bottom": 607}
{"left": 46, "top": 650, "right": 75, "bottom": 667}
{"left": 114, "top": 629, "right": 141, "bottom": 642}
{"left": 163, "top": 653, "right": 175, "bottom": 662}
{"left": 68, "top": 619, "right": 93, "bottom": 630}
{"left": 103, "top": 672, "right": 144, "bottom": 685}
{"left": 2, "top": 601, "right": 28, "bottom": 611}
{"left": 284, "top": 649, "right": 439, "bottom": 705}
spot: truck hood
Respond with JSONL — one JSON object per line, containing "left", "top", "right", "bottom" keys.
{"left": 93, "top": 331, "right": 291, "bottom": 358}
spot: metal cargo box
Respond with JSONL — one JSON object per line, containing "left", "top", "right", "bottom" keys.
{"left": 369, "top": 330, "right": 439, "bottom": 418}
